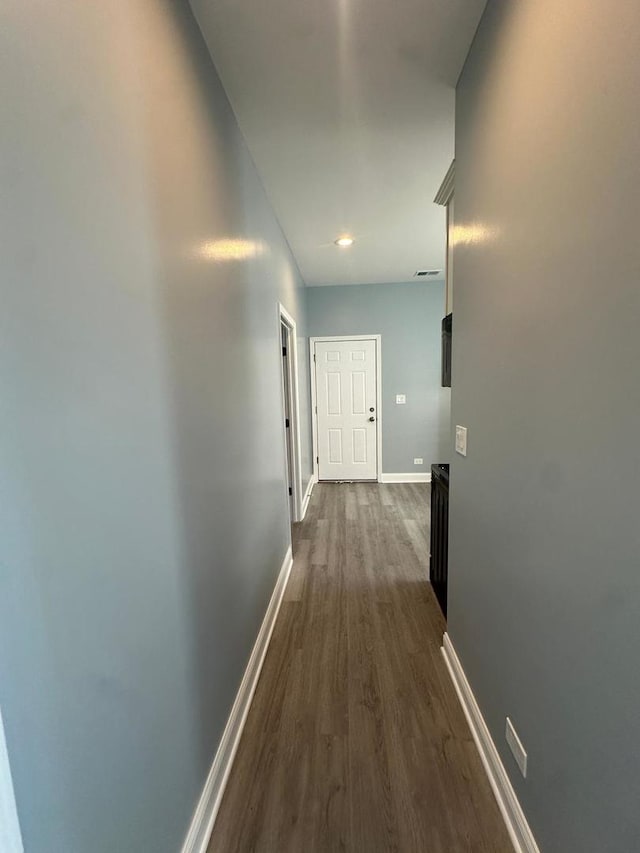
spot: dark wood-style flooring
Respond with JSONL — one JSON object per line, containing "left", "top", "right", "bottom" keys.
{"left": 208, "top": 483, "right": 513, "bottom": 852}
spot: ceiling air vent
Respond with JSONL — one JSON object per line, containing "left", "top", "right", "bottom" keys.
{"left": 414, "top": 269, "right": 441, "bottom": 277}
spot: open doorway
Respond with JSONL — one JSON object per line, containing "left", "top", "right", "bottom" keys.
{"left": 431, "top": 158, "right": 455, "bottom": 621}
{"left": 278, "top": 304, "right": 303, "bottom": 534}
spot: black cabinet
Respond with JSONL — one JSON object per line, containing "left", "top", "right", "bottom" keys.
{"left": 430, "top": 463, "right": 449, "bottom": 618}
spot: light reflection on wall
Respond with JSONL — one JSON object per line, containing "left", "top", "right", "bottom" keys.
{"left": 451, "top": 223, "right": 500, "bottom": 247}
{"left": 197, "top": 238, "right": 267, "bottom": 261}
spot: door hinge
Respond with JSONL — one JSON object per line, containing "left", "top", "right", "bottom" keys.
{"left": 285, "top": 418, "right": 290, "bottom": 428}
{"left": 282, "top": 346, "right": 287, "bottom": 357}
{"left": 315, "top": 406, "right": 317, "bottom": 414}
{"left": 316, "top": 456, "right": 319, "bottom": 464}
{"left": 288, "top": 486, "right": 293, "bottom": 496}
{"left": 313, "top": 353, "right": 316, "bottom": 362}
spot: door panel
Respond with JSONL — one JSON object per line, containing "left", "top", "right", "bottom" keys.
{"left": 328, "top": 429, "right": 343, "bottom": 463}
{"left": 326, "top": 372, "right": 341, "bottom": 414}
{"left": 351, "top": 372, "right": 366, "bottom": 413}
{"left": 352, "top": 428, "right": 367, "bottom": 463}
{"left": 315, "top": 338, "right": 378, "bottom": 480}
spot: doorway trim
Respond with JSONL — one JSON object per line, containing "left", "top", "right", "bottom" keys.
{"left": 310, "top": 335, "right": 383, "bottom": 483}
{"left": 0, "top": 707, "right": 23, "bottom": 853}
{"left": 278, "top": 304, "right": 304, "bottom": 523}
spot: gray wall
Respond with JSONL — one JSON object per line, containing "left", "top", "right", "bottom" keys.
{"left": 307, "top": 282, "right": 450, "bottom": 473}
{"left": 449, "top": 1, "right": 640, "bottom": 851}
{"left": 0, "top": 2, "right": 311, "bottom": 851}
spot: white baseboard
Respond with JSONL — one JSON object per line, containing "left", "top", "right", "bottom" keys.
{"left": 300, "top": 474, "right": 316, "bottom": 521}
{"left": 380, "top": 472, "right": 432, "bottom": 484}
{"left": 441, "top": 633, "right": 540, "bottom": 853}
{"left": 0, "top": 708, "right": 23, "bottom": 853}
{"left": 181, "top": 546, "right": 294, "bottom": 853}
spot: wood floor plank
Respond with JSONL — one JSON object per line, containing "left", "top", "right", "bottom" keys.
{"left": 208, "top": 483, "right": 513, "bottom": 853}
{"left": 285, "top": 538, "right": 310, "bottom": 602}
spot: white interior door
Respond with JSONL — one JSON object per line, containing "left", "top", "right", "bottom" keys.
{"left": 280, "top": 322, "right": 295, "bottom": 523}
{"left": 315, "top": 338, "right": 378, "bottom": 481}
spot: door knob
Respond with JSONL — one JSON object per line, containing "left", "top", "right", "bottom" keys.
{"left": 368, "top": 416, "right": 375, "bottom": 422}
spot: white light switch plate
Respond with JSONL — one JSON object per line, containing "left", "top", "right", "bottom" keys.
{"left": 396, "top": 394, "right": 406, "bottom": 405}
{"left": 455, "top": 425, "right": 468, "bottom": 456}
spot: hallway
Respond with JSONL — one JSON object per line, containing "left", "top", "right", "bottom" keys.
{"left": 209, "top": 483, "right": 512, "bottom": 852}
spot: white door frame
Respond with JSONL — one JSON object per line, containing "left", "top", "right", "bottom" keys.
{"left": 278, "top": 304, "right": 304, "bottom": 522}
{"left": 0, "top": 708, "right": 23, "bottom": 853}
{"left": 310, "top": 335, "right": 383, "bottom": 483}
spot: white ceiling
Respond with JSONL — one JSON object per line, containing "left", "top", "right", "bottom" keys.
{"left": 191, "top": 0, "right": 486, "bottom": 286}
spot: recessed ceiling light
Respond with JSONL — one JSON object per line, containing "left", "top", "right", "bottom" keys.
{"left": 335, "top": 236, "right": 354, "bottom": 247}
